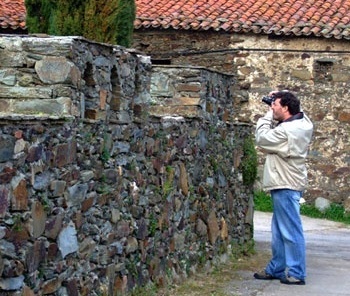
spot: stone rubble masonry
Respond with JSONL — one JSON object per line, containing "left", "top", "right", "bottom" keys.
{"left": 133, "top": 30, "right": 350, "bottom": 206}
{"left": 0, "top": 35, "right": 253, "bottom": 295}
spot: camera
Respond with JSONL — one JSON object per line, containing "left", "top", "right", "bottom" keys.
{"left": 261, "top": 95, "right": 275, "bottom": 106}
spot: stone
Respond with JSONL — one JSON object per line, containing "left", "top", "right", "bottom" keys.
{"left": 53, "top": 141, "right": 77, "bottom": 168}
{"left": 80, "top": 170, "right": 94, "bottom": 182}
{"left": 136, "top": 218, "right": 148, "bottom": 240}
{"left": 111, "top": 208, "right": 121, "bottom": 223}
{"left": 0, "top": 226, "right": 6, "bottom": 239}
{"left": 35, "top": 56, "right": 81, "bottom": 86}
{"left": 25, "top": 240, "right": 46, "bottom": 273}
{"left": 337, "top": 111, "right": 350, "bottom": 122}
{"left": 67, "top": 183, "right": 88, "bottom": 207}
{"left": 0, "top": 135, "right": 15, "bottom": 162}
{"left": 0, "top": 186, "right": 9, "bottom": 218}
{"left": 66, "top": 278, "right": 79, "bottom": 296}
{"left": 45, "top": 213, "right": 64, "bottom": 239}
{"left": 344, "top": 196, "right": 350, "bottom": 214}
{"left": 41, "top": 277, "right": 63, "bottom": 295}
{"left": 196, "top": 218, "right": 208, "bottom": 237}
{"left": 79, "top": 237, "right": 96, "bottom": 259}
{"left": 2, "top": 259, "right": 24, "bottom": 277}
{"left": 22, "top": 285, "right": 35, "bottom": 296}
{"left": 315, "top": 197, "right": 331, "bottom": 212}
{"left": 27, "top": 145, "right": 44, "bottom": 162}
{"left": 47, "top": 243, "right": 58, "bottom": 260}
{"left": 11, "top": 98, "right": 73, "bottom": 117}
{"left": 104, "top": 169, "right": 118, "bottom": 184}
{"left": 0, "top": 275, "right": 24, "bottom": 291}
{"left": 176, "top": 82, "right": 201, "bottom": 93}
{"left": 31, "top": 201, "right": 47, "bottom": 238}
{"left": 220, "top": 217, "right": 228, "bottom": 240}
{"left": 50, "top": 180, "right": 67, "bottom": 197}
{"left": 179, "top": 162, "right": 189, "bottom": 196}
{"left": 125, "top": 237, "right": 138, "bottom": 254}
{"left": 207, "top": 210, "right": 220, "bottom": 245}
{"left": 0, "top": 50, "right": 24, "bottom": 67}
{"left": 0, "top": 69, "right": 17, "bottom": 86}
{"left": 58, "top": 221, "right": 79, "bottom": 259}
{"left": 14, "top": 138, "right": 28, "bottom": 154}
{"left": 172, "top": 231, "right": 186, "bottom": 251}
{"left": 0, "top": 86, "right": 52, "bottom": 99}
{"left": 116, "top": 220, "right": 131, "bottom": 238}
{"left": 291, "top": 69, "right": 313, "bottom": 80}
{"left": 0, "top": 166, "right": 16, "bottom": 184}
{"left": 11, "top": 175, "right": 28, "bottom": 211}
{"left": 81, "top": 194, "right": 96, "bottom": 213}
{"left": 0, "top": 240, "right": 16, "bottom": 258}
{"left": 33, "top": 171, "right": 50, "bottom": 191}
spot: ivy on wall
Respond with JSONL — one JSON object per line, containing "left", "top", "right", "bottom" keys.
{"left": 241, "top": 136, "right": 258, "bottom": 186}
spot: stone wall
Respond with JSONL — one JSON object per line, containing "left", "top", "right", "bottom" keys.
{"left": 0, "top": 35, "right": 254, "bottom": 295}
{"left": 133, "top": 30, "right": 350, "bottom": 208}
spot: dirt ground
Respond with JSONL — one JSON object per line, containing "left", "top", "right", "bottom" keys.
{"left": 157, "top": 247, "right": 271, "bottom": 296}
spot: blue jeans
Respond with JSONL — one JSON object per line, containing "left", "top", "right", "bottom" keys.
{"left": 265, "top": 189, "right": 306, "bottom": 280}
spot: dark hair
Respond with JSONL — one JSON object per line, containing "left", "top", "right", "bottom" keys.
{"left": 273, "top": 91, "right": 300, "bottom": 115}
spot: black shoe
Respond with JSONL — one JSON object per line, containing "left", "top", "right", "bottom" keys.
{"left": 253, "top": 270, "right": 279, "bottom": 280}
{"left": 280, "top": 276, "right": 305, "bottom": 285}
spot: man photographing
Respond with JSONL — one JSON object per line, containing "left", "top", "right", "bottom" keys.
{"left": 253, "top": 90, "right": 313, "bottom": 285}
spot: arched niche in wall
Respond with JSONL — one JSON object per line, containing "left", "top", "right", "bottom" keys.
{"left": 110, "top": 65, "right": 122, "bottom": 111}
{"left": 82, "top": 62, "right": 98, "bottom": 119}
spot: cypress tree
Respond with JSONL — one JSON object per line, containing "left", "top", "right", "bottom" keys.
{"left": 25, "top": 0, "right": 136, "bottom": 47}
{"left": 25, "top": 0, "right": 56, "bottom": 33}
{"left": 83, "top": 0, "right": 120, "bottom": 44}
{"left": 48, "top": 0, "right": 85, "bottom": 36}
{"left": 115, "top": 0, "right": 136, "bottom": 47}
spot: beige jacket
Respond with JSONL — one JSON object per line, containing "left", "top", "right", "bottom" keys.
{"left": 255, "top": 110, "right": 313, "bottom": 191}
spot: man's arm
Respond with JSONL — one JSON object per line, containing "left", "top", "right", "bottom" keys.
{"left": 255, "top": 110, "right": 287, "bottom": 153}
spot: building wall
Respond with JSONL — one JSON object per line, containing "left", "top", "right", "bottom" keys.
{"left": 0, "top": 35, "right": 253, "bottom": 294}
{"left": 133, "top": 30, "right": 350, "bottom": 207}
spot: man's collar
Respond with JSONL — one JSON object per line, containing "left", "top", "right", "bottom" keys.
{"left": 277, "top": 112, "right": 304, "bottom": 125}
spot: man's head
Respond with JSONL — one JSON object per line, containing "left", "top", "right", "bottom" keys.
{"left": 271, "top": 91, "right": 300, "bottom": 122}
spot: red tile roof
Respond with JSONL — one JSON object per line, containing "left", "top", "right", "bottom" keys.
{"left": 0, "top": 0, "right": 26, "bottom": 32}
{"left": 1, "top": 0, "right": 350, "bottom": 40}
{"left": 135, "top": 0, "right": 350, "bottom": 40}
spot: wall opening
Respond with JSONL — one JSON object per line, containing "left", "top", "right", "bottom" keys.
{"left": 314, "top": 59, "right": 335, "bottom": 82}
{"left": 151, "top": 59, "right": 172, "bottom": 65}
{"left": 110, "top": 65, "right": 121, "bottom": 111}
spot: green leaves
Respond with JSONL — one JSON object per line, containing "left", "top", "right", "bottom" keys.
{"left": 241, "top": 136, "right": 258, "bottom": 186}
{"left": 25, "top": 0, "right": 136, "bottom": 46}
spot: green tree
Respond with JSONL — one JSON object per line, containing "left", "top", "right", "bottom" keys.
{"left": 25, "top": 0, "right": 56, "bottom": 33}
{"left": 83, "top": 0, "right": 120, "bottom": 44}
{"left": 25, "top": 0, "right": 136, "bottom": 46}
{"left": 115, "top": 0, "right": 136, "bottom": 47}
{"left": 49, "top": 0, "right": 85, "bottom": 36}
{"left": 241, "top": 136, "right": 258, "bottom": 186}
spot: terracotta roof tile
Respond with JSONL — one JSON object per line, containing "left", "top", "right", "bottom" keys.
{"left": 0, "top": 0, "right": 26, "bottom": 31}
{"left": 135, "top": 0, "right": 350, "bottom": 40}
{"left": 2, "top": 0, "right": 350, "bottom": 40}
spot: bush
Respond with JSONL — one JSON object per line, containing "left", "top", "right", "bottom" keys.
{"left": 254, "top": 190, "right": 350, "bottom": 224}
{"left": 241, "top": 136, "right": 258, "bottom": 186}
{"left": 253, "top": 190, "right": 272, "bottom": 212}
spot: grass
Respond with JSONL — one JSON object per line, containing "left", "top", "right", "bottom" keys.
{"left": 254, "top": 190, "right": 350, "bottom": 224}
{"left": 155, "top": 250, "right": 270, "bottom": 296}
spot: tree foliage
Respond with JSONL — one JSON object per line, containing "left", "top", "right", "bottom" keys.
{"left": 83, "top": 0, "right": 120, "bottom": 44}
{"left": 115, "top": 0, "right": 136, "bottom": 47}
{"left": 25, "top": 0, "right": 136, "bottom": 46}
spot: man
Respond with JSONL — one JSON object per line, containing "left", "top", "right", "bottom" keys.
{"left": 254, "top": 90, "right": 313, "bottom": 285}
